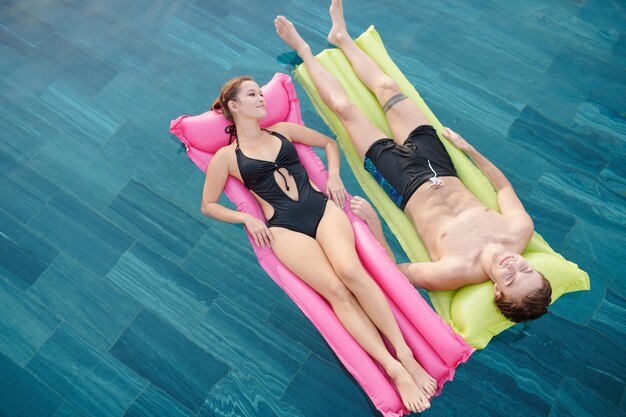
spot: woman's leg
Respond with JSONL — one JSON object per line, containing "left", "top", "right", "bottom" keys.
{"left": 315, "top": 203, "right": 437, "bottom": 397}
{"left": 327, "top": 0, "right": 429, "bottom": 144}
{"left": 274, "top": 16, "right": 385, "bottom": 160}
{"left": 270, "top": 226, "right": 429, "bottom": 413}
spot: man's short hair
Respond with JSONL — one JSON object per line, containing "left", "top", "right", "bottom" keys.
{"left": 494, "top": 272, "right": 552, "bottom": 323}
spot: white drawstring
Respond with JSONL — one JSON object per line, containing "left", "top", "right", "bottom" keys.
{"left": 426, "top": 159, "right": 445, "bottom": 189}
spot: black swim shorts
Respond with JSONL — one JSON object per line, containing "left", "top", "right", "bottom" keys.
{"left": 363, "top": 125, "right": 458, "bottom": 209}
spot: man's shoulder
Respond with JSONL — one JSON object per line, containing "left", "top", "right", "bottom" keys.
{"left": 448, "top": 255, "right": 487, "bottom": 285}
{"left": 504, "top": 216, "right": 534, "bottom": 248}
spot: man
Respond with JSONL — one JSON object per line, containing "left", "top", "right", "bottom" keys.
{"left": 349, "top": 127, "right": 552, "bottom": 323}
{"left": 277, "top": 0, "right": 551, "bottom": 322}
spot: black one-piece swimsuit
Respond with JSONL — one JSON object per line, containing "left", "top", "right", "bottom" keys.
{"left": 236, "top": 130, "right": 328, "bottom": 239}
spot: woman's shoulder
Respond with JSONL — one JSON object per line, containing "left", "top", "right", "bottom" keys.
{"left": 210, "top": 144, "right": 241, "bottom": 178}
{"left": 213, "top": 143, "right": 238, "bottom": 165}
{"left": 266, "top": 122, "right": 293, "bottom": 141}
{"left": 215, "top": 142, "right": 238, "bottom": 155}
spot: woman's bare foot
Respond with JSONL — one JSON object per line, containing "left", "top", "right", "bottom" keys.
{"left": 397, "top": 350, "right": 439, "bottom": 398}
{"left": 274, "top": 15, "right": 310, "bottom": 55}
{"left": 387, "top": 361, "right": 431, "bottom": 413}
{"left": 328, "top": 0, "right": 349, "bottom": 46}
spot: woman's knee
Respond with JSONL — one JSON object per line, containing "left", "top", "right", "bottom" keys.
{"left": 335, "top": 262, "right": 368, "bottom": 287}
{"left": 324, "top": 281, "right": 354, "bottom": 304}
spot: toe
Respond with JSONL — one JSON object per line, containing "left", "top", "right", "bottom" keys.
{"left": 403, "top": 401, "right": 414, "bottom": 414}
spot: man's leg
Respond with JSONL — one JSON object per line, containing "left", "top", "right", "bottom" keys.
{"left": 275, "top": 15, "right": 387, "bottom": 160}
{"left": 328, "top": 0, "right": 429, "bottom": 143}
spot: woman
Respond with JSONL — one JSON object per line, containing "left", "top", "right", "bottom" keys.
{"left": 201, "top": 75, "right": 436, "bottom": 412}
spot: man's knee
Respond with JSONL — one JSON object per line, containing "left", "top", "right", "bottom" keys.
{"left": 375, "top": 77, "right": 401, "bottom": 98}
{"left": 331, "top": 99, "right": 355, "bottom": 120}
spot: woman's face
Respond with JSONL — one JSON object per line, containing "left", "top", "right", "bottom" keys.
{"left": 229, "top": 80, "right": 266, "bottom": 121}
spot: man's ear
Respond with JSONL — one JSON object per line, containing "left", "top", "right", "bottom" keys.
{"left": 493, "top": 282, "right": 502, "bottom": 298}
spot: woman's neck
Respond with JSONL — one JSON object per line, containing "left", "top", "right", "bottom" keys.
{"left": 234, "top": 118, "right": 263, "bottom": 143}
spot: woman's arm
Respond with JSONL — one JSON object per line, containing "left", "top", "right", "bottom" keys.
{"left": 201, "top": 149, "right": 244, "bottom": 221}
{"left": 273, "top": 122, "right": 347, "bottom": 207}
{"left": 201, "top": 148, "right": 274, "bottom": 248}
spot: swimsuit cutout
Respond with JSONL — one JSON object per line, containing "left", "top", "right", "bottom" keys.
{"left": 235, "top": 129, "right": 328, "bottom": 239}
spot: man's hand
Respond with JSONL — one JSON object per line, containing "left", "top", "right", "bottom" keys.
{"left": 397, "top": 263, "right": 414, "bottom": 285}
{"left": 442, "top": 127, "right": 471, "bottom": 152}
{"left": 350, "top": 196, "right": 378, "bottom": 225}
{"left": 351, "top": 196, "right": 396, "bottom": 261}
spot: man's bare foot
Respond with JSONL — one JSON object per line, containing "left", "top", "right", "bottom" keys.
{"left": 387, "top": 361, "right": 431, "bottom": 413}
{"left": 327, "top": 0, "right": 349, "bottom": 46}
{"left": 397, "top": 350, "right": 439, "bottom": 398}
{"left": 274, "top": 16, "right": 310, "bottom": 55}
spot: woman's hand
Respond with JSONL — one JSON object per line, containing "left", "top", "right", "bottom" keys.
{"left": 243, "top": 214, "right": 274, "bottom": 248}
{"left": 350, "top": 196, "right": 378, "bottom": 225}
{"left": 326, "top": 172, "right": 347, "bottom": 209}
{"left": 442, "top": 127, "right": 471, "bottom": 152}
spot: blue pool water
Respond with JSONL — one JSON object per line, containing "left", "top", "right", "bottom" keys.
{"left": 1, "top": 0, "right": 624, "bottom": 416}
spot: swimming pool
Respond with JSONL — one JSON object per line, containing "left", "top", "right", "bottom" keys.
{"left": 0, "top": 0, "right": 624, "bottom": 416}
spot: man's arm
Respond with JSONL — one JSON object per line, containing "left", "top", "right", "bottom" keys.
{"left": 442, "top": 128, "right": 533, "bottom": 229}
{"left": 443, "top": 127, "right": 510, "bottom": 191}
{"left": 365, "top": 214, "right": 396, "bottom": 261}
{"left": 398, "top": 258, "right": 471, "bottom": 290}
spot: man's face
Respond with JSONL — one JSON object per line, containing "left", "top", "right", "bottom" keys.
{"left": 490, "top": 252, "right": 543, "bottom": 300}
